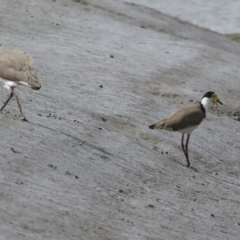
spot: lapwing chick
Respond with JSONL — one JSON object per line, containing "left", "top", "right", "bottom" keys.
{"left": 0, "top": 46, "right": 41, "bottom": 121}
{"left": 149, "top": 91, "right": 222, "bottom": 168}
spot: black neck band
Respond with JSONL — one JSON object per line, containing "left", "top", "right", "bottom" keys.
{"left": 200, "top": 102, "right": 206, "bottom": 117}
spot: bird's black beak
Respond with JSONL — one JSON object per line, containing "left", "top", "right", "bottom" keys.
{"left": 217, "top": 99, "right": 223, "bottom": 105}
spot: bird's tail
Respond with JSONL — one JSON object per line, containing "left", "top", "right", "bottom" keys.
{"left": 149, "top": 119, "right": 166, "bottom": 129}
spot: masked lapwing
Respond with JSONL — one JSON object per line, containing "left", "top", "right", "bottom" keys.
{"left": 0, "top": 46, "right": 41, "bottom": 121}
{"left": 149, "top": 91, "right": 222, "bottom": 168}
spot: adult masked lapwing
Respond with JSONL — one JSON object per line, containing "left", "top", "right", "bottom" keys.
{"left": 149, "top": 91, "right": 222, "bottom": 168}
{"left": 0, "top": 46, "right": 41, "bottom": 121}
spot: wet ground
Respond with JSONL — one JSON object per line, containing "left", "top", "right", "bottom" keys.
{"left": 0, "top": 0, "right": 240, "bottom": 239}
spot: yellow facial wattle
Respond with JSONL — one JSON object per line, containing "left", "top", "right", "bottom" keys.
{"left": 212, "top": 93, "right": 218, "bottom": 104}
{"left": 212, "top": 93, "right": 223, "bottom": 105}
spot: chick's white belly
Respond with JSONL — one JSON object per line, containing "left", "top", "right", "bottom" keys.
{"left": 0, "top": 78, "right": 18, "bottom": 90}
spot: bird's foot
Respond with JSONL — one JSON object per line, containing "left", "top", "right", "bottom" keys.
{"left": 189, "top": 166, "right": 199, "bottom": 172}
{"left": 21, "top": 116, "right": 28, "bottom": 122}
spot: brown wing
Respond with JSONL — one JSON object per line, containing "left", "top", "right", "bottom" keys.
{"left": 165, "top": 103, "right": 205, "bottom": 131}
{"left": 149, "top": 118, "right": 167, "bottom": 129}
{"left": 0, "top": 46, "right": 33, "bottom": 68}
{"left": 0, "top": 46, "right": 41, "bottom": 89}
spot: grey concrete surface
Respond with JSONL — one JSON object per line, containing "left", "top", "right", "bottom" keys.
{"left": 0, "top": 0, "right": 240, "bottom": 239}
{"left": 123, "top": 0, "right": 240, "bottom": 34}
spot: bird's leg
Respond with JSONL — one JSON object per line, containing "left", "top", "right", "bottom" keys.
{"left": 181, "top": 134, "right": 187, "bottom": 157}
{"left": 181, "top": 134, "right": 190, "bottom": 167}
{"left": 184, "top": 134, "right": 191, "bottom": 168}
{"left": 11, "top": 88, "right": 28, "bottom": 122}
{"left": 0, "top": 92, "right": 13, "bottom": 112}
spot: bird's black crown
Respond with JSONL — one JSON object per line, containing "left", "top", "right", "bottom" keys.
{"left": 202, "top": 91, "right": 215, "bottom": 99}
